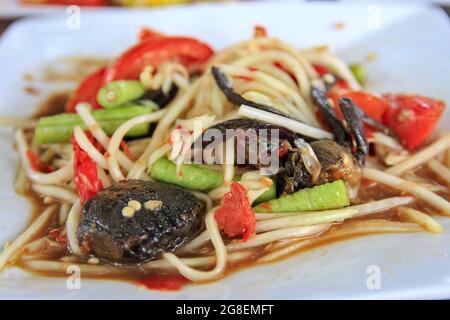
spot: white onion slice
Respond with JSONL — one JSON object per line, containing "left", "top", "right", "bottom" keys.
{"left": 238, "top": 104, "right": 333, "bottom": 140}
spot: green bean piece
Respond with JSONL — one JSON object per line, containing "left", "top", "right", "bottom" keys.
{"left": 149, "top": 157, "right": 276, "bottom": 203}
{"left": 252, "top": 181, "right": 276, "bottom": 205}
{"left": 150, "top": 157, "right": 224, "bottom": 192}
{"left": 35, "top": 105, "right": 153, "bottom": 144}
{"left": 254, "top": 180, "right": 350, "bottom": 213}
{"left": 349, "top": 64, "right": 366, "bottom": 85}
{"left": 97, "top": 80, "right": 146, "bottom": 109}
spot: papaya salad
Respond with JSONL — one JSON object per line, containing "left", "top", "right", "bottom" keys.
{"left": 0, "top": 26, "right": 449, "bottom": 290}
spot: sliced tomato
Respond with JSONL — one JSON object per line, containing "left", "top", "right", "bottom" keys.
{"left": 329, "top": 90, "right": 391, "bottom": 122}
{"left": 103, "top": 37, "right": 214, "bottom": 83}
{"left": 383, "top": 94, "right": 445, "bottom": 150}
{"left": 65, "top": 67, "right": 106, "bottom": 113}
{"left": 215, "top": 182, "right": 255, "bottom": 241}
{"left": 328, "top": 90, "right": 391, "bottom": 137}
{"left": 72, "top": 133, "right": 103, "bottom": 205}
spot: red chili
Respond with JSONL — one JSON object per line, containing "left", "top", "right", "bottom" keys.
{"left": 279, "top": 144, "right": 289, "bottom": 157}
{"left": 26, "top": 150, "right": 53, "bottom": 173}
{"left": 274, "top": 61, "right": 296, "bottom": 82}
{"left": 71, "top": 133, "right": 103, "bottom": 205}
{"left": 258, "top": 202, "right": 273, "bottom": 211}
{"left": 49, "top": 228, "right": 68, "bottom": 245}
{"left": 235, "top": 75, "right": 254, "bottom": 82}
{"left": 120, "top": 140, "right": 133, "bottom": 160}
{"left": 215, "top": 182, "right": 255, "bottom": 241}
{"left": 137, "top": 274, "right": 189, "bottom": 291}
{"left": 312, "top": 64, "right": 329, "bottom": 76}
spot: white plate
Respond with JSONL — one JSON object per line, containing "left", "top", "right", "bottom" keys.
{"left": 1, "top": 1, "right": 450, "bottom": 300}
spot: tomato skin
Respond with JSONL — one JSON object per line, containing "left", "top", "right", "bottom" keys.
{"left": 215, "top": 182, "right": 255, "bottom": 241}
{"left": 328, "top": 90, "right": 391, "bottom": 137}
{"left": 329, "top": 90, "right": 391, "bottom": 122}
{"left": 65, "top": 67, "right": 106, "bottom": 113}
{"left": 383, "top": 94, "right": 445, "bottom": 150}
{"left": 103, "top": 37, "right": 214, "bottom": 83}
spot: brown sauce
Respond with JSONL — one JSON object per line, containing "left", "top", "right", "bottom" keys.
{"left": 41, "top": 57, "right": 107, "bottom": 83}
{"left": 33, "top": 92, "right": 70, "bottom": 119}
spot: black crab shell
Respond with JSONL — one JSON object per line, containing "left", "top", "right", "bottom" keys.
{"left": 77, "top": 180, "right": 203, "bottom": 264}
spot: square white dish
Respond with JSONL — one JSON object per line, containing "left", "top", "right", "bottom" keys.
{"left": 0, "top": 0, "right": 450, "bottom": 299}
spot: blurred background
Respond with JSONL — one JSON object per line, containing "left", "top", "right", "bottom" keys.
{"left": 0, "top": 0, "right": 449, "bottom": 36}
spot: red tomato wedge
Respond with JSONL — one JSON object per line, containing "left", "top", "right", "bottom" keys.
{"left": 71, "top": 133, "right": 103, "bottom": 205}
{"left": 329, "top": 90, "right": 391, "bottom": 122}
{"left": 65, "top": 67, "right": 106, "bottom": 113}
{"left": 328, "top": 90, "right": 392, "bottom": 137}
{"left": 215, "top": 182, "right": 255, "bottom": 241}
{"left": 137, "top": 274, "right": 189, "bottom": 291}
{"left": 103, "top": 37, "right": 214, "bottom": 83}
{"left": 383, "top": 94, "right": 445, "bottom": 150}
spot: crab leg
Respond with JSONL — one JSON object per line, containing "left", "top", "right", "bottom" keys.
{"left": 338, "top": 97, "right": 368, "bottom": 166}
{"left": 311, "top": 87, "right": 349, "bottom": 147}
{"left": 211, "top": 66, "right": 298, "bottom": 119}
{"left": 361, "top": 114, "right": 395, "bottom": 137}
